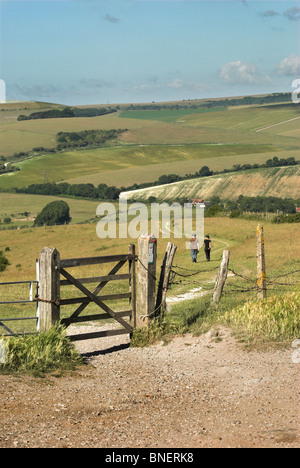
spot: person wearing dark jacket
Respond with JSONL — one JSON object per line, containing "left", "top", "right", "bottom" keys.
{"left": 203, "top": 235, "right": 212, "bottom": 262}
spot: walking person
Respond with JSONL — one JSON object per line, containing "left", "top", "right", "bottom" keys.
{"left": 203, "top": 235, "right": 212, "bottom": 262}
{"left": 190, "top": 234, "right": 200, "bottom": 263}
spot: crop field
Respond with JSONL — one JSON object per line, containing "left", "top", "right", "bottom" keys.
{"left": 0, "top": 100, "right": 299, "bottom": 198}
{"left": 119, "top": 107, "right": 227, "bottom": 123}
{"left": 123, "top": 165, "right": 300, "bottom": 201}
{"left": 0, "top": 143, "right": 278, "bottom": 189}
{"left": 182, "top": 103, "right": 300, "bottom": 132}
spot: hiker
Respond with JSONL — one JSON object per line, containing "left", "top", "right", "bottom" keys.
{"left": 189, "top": 234, "right": 200, "bottom": 263}
{"left": 203, "top": 235, "right": 212, "bottom": 262}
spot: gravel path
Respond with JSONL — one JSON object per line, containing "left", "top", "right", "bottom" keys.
{"left": 0, "top": 324, "right": 299, "bottom": 448}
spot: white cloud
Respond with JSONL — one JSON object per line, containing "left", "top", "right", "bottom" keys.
{"left": 277, "top": 55, "right": 300, "bottom": 77}
{"left": 220, "top": 60, "right": 270, "bottom": 85}
{"left": 167, "top": 78, "right": 184, "bottom": 89}
{"left": 80, "top": 78, "right": 115, "bottom": 88}
{"left": 283, "top": 7, "right": 300, "bottom": 22}
{"left": 167, "top": 78, "right": 209, "bottom": 93}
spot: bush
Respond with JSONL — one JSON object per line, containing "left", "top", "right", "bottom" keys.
{"left": 273, "top": 213, "right": 300, "bottom": 224}
{"left": 205, "top": 205, "right": 223, "bottom": 217}
{"left": 0, "top": 327, "right": 82, "bottom": 375}
{"left": 230, "top": 209, "right": 242, "bottom": 218}
{"left": 0, "top": 250, "right": 9, "bottom": 272}
{"left": 34, "top": 200, "right": 71, "bottom": 227}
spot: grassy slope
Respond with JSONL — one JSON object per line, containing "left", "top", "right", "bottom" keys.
{"left": 0, "top": 101, "right": 299, "bottom": 190}
{"left": 0, "top": 193, "right": 101, "bottom": 226}
{"left": 0, "top": 143, "right": 277, "bottom": 189}
{"left": 0, "top": 218, "right": 299, "bottom": 336}
{"left": 123, "top": 165, "right": 300, "bottom": 201}
{"left": 1, "top": 216, "right": 299, "bottom": 286}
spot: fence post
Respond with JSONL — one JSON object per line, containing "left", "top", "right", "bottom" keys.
{"left": 156, "top": 242, "right": 177, "bottom": 317}
{"left": 38, "top": 247, "right": 61, "bottom": 332}
{"left": 257, "top": 225, "right": 267, "bottom": 300}
{"left": 136, "top": 234, "right": 157, "bottom": 327}
{"left": 128, "top": 244, "right": 137, "bottom": 329}
{"left": 212, "top": 250, "right": 230, "bottom": 305}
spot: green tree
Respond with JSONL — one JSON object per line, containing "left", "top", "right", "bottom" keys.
{"left": 0, "top": 251, "right": 9, "bottom": 272}
{"left": 199, "top": 166, "right": 213, "bottom": 177}
{"left": 34, "top": 201, "right": 71, "bottom": 227}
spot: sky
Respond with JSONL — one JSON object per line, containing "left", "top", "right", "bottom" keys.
{"left": 0, "top": 0, "right": 299, "bottom": 105}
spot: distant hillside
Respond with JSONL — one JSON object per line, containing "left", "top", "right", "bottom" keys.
{"left": 122, "top": 166, "right": 300, "bottom": 201}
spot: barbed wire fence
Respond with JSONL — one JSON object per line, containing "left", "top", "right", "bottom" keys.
{"left": 166, "top": 262, "right": 300, "bottom": 303}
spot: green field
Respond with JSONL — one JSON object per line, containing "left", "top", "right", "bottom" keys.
{"left": 0, "top": 193, "right": 101, "bottom": 226}
{"left": 119, "top": 107, "right": 227, "bottom": 123}
{"left": 0, "top": 97, "right": 299, "bottom": 199}
{"left": 0, "top": 143, "right": 279, "bottom": 190}
{"left": 0, "top": 97, "right": 299, "bottom": 342}
{"left": 182, "top": 103, "right": 300, "bottom": 132}
{"left": 0, "top": 216, "right": 299, "bottom": 336}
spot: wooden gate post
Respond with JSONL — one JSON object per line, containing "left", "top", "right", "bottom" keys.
{"left": 257, "top": 225, "right": 267, "bottom": 300}
{"left": 136, "top": 234, "right": 157, "bottom": 327}
{"left": 212, "top": 250, "right": 230, "bottom": 306}
{"left": 38, "top": 247, "right": 61, "bottom": 332}
{"left": 156, "top": 242, "right": 177, "bottom": 317}
{"left": 128, "top": 244, "right": 137, "bottom": 329}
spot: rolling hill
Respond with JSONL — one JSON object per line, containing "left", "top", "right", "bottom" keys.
{"left": 0, "top": 96, "right": 299, "bottom": 197}
{"left": 121, "top": 165, "right": 300, "bottom": 202}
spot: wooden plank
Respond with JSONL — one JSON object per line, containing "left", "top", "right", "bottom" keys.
{"left": 0, "top": 322, "right": 15, "bottom": 335}
{"left": 60, "top": 292, "right": 131, "bottom": 306}
{"left": 60, "top": 255, "right": 133, "bottom": 268}
{"left": 60, "top": 274, "right": 131, "bottom": 287}
{"left": 65, "top": 260, "right": 127, "bottom": 322}
{"left": 59, "top": 267, "right": 133, "bottom": 333}
{"left": 61, "top": 310, "right": 132, "bottom": 326}
{"left": 68, "top": 328, "right": 130, "bottom": 342}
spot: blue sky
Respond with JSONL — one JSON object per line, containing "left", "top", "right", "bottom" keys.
{"left": 0, "top": 0, "right": 299, "bottom": 105}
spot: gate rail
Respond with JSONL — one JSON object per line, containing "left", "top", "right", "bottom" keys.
{"left": 38, "top": 245, "right": 137, "bottom": 342}
{"left": 0, "top": 281, "right": 39, "bottom": 336}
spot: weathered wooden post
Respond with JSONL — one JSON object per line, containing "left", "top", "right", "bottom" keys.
{"left": 38, "top": 247, "right": 61, "bottom": 332}
{"left": 257, "top": 225, "right": 267, "bottom": 300}
{"left": 128, "top": 244, "right": 137, "bottom": 329}
{"left": 136, "top": 234, "right": 157, "bottom": 327}
{"left": 212, "top": 250, "right": 230, "bottom": 305}
{"left": 156, "top": 242, "right": 177, "bottom": 317}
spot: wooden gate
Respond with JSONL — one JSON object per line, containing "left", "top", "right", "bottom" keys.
{"left": 38, "top": 245, "right": 136, "bottom": 342}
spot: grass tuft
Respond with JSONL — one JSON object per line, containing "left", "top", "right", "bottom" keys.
{"left": 0, "top": 326, "right": 82, "bottom": 376}
{"left": 222, "top": 292, "right": 300, "bottom": 343}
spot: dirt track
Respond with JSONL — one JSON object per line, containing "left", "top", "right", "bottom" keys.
{"left": 0, "top": 325, "right": 299, "bottom": 448}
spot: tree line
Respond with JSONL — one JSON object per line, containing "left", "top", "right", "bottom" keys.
{"left": 56, "top": 128, "right": 126, "bottom": 150}
{"left": 17, "top": 107, "right": 117, "bottom": 121}
{"left": 15, "top": 156, "right": 299, "bottom": 201}
{"left": 4, "top": 129, "right": 128, "bottom": 164}
{"left": 15, "top": 92, "right": 292, "bottom": 121}
{"left": 16, "top": 182, "right": 121, "bottom": 200}
{"left": 202, "top": 195, "right": 299, "bottom": 222}
{"left": 117, "top": 92, "right": 292, "bottom": 111}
